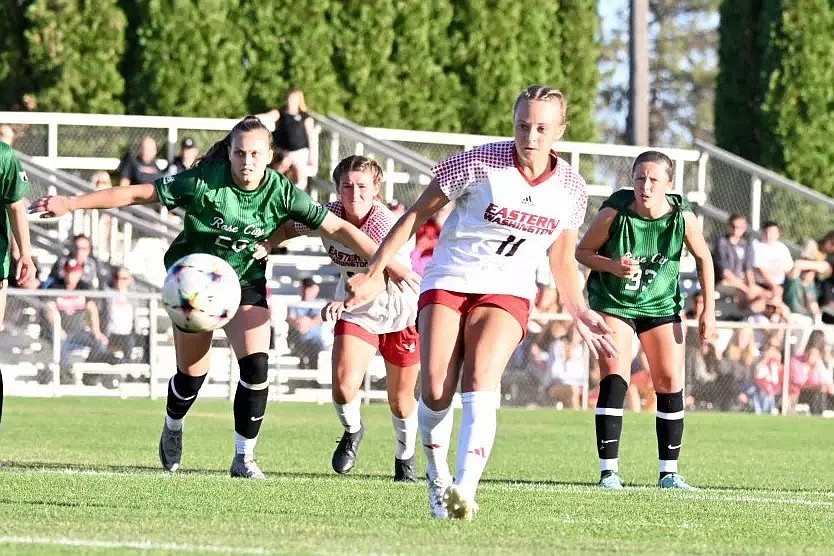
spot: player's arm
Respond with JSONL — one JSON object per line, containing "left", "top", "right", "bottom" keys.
{"left": 344, "top": 179, "right": 449, "bottom": 308}
{"left": 575, "top": 207, "right": 637, "bottom": 278}
{"left": 28, "top": 184, "right": 158, "bottom": 219}
{"left": 551, "top": 229, "right": 616, "bottom": 358}
{"left": 683, "top": 211, "right": 716, "bottom": 342}
{"left": 6, "top": 198, "right": 35, "bottom": 283}
{"left": 304, "top": 116, "right": 318, "bottom": 167}
{"left": 317, "top": 212, "right": 417, "bottom": 291}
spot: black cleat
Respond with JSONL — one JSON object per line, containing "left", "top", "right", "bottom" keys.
{"left": 331, "top": 425, "right": 364, "bottom": 474}
{"left": 394, "top": 455, "right": 417, "bottom": 482}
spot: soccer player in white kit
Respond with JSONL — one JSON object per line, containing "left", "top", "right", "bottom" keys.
{"left": 271, "top": 155, "right": 421, "bottom": 481}
{"left": 347, "top": 85, "right": 618, "bottom": 519}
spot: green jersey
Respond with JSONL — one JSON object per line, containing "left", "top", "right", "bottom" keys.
{"left": 0, "top": 142, "right": 30, "bottom": 277}
{"left": 587, "top": 188, "right": 690, "bottom": 318}
{"left": 155, "top": 161, "right": 328, "bottom": 285}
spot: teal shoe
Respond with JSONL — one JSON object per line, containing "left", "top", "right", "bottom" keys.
{"left": 598, "top": 472, "right": 625, "bottom": 489}
{"left": 658, "top": 473, "right": 698, "bottom": 490}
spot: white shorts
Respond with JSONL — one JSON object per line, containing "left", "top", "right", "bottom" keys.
{"left": 285, "top": 148, "right": 317, "bottom": 175}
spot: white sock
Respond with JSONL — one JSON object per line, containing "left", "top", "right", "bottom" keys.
{"left": 165, "top": 414, "right": 184, "bottom": 432}
{"left": 454, "top": 390, "right": 500, "bottom": 499}
{"left": 418, "top": 397, "right": 453, "bottom": 482}
{"left": 333, "top": 397, "right": 362, "bottom": 433}
{"left": 391, "top": 406, "right": 418, "bottom": 460}
{"left": 234, "top": 432, "right": 257, "bottom": 456}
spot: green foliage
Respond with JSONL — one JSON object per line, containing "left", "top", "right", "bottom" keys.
{"left": 129, "top": 0, "right": 247, "bottom": 117}
{"left": 0, "top": 1, "right": 28, "bottom": 110}
{"left": 23, "top": 0, "right": 126, "bottom": 113}
{"left": 761, "top": 0, "right": 834, "bottom": 196}
{"left": 556, "top": 0, "right": 600, "bottom": 142}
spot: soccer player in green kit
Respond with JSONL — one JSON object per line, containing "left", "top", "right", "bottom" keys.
{"left": 29, "top": 116, "right": 418, "bottom": 478}
{"left": 576, "top": 150, "right": 715, "bottom": 490}
{"left": 0, "top": 141, "right": 36, "bottom": 434}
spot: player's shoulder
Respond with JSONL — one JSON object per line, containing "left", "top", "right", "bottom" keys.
{"left": 435, "top": 141, "right": 514, "bottom": 172}
{"left": 602, "top": 188, "right": 635, "bottom": 210}
{"left": 0, "top": 141, "right": 15, "bottom": 164}
{"left": 553, "top": 155, "right": 587, "bottom": 186}
{"left": 665, "top": 192, "right": 691, "bottom": 212}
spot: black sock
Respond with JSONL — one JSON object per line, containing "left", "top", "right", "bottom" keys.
{"left": 595, "top": 375, "right": 628, "bottom": 472}
{"left": 233, "top": 382, "right": 269, "bottom": 439}
{"left": 234, "top": 353, "right": 270, "bottom": 439}
{"left": 166, "top": 370, "right": 207, "bottom": 420}
{"left": 0, "top": 368, "right": 4, "bottom": 426}
{"left": 656, "top": 390, "right": 685, "bottom": 478}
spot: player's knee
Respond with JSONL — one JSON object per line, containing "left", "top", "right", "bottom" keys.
{"left": 238, "top": 352, "right": 269, "bottom": 390}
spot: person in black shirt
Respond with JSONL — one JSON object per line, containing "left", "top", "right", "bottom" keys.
{"left": 259, "top": 89, "right": 317, "bottom": 190}
{"left": 118, "top": 135, "right": 167, "bottom": 186}
{"left": 167, "top": 137, "right": 200, "bottom": 176}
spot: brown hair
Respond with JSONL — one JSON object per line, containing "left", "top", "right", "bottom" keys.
{"left": 631, "top": 150, "right": 674, "bottom": 181}
{"left": 197, "top": 116, "right": 272, "bottom": 166}
{"left": 332, "top": 155, "right": 383, "bottom": 189}
{"left": 282, "top": 88, "right": 308, "bottom": 113}
{"left": 513, "top": 85, "right": 568, "bottom": 125}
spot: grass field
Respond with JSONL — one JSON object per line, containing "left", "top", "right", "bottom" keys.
{"left": 1, "top": 397, "right": 833, "bottom": 555}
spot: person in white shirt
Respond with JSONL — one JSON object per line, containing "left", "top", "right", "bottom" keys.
{"left": 345, "top": 84, "right": 617, "bottom": 520}
{"left": 752, "top": 221, "right": 793, "bottom": 300}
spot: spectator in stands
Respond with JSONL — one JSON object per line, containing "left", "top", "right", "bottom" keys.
{"left": 45, "top": 234, "right": 111, "bottom": 290}
{"left": 30, "top": 115, "right": 417, "bottom": 480}
{"left": 789, "top": 331, "right": 833, "bottom": 414}
{"left": 783, "top": 247, "right": 830, "bottom": 328}
{"left": 387, "top": 199, "right": 405, "bottom": 216}
{"left": 118, "top": 135, "right": 167, "bottom": 187}
{"left": 816, "top": 230, "right": 834, "bottom": 324}
{"left": 544, "top": 323, "right": 587, "bottom": 409}
{"left": 0, "top": 124, "right": 14, "bottom": 145}
{"left": 259, "top": 88, "right": 317, "bottom": 190}
{"left": 285, "top": 277, "right": 328, "bottom": 369}
{"left": 411, "top": 217, "right": 441, "bottom": 276}
{"left": 752, "top": 342, "right": 782, "bottom": 415}
{"left": 167, "top": 137, "right": 199, "bottom": 176}
{"left": 752, "top": 221, "right": 793, "bottom": 300}
{"left": 713, "top": 214, "right": 767, "bottom": 310}
{"left": 44, "top": 258, "right": 109, "bottom": 380}
{"left": 0, "top": 139, "right": 35, "bottom": 426}
{"left": 101, "top": 266, "right": 141, "bottom": 365}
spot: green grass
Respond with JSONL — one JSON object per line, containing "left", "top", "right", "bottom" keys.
{"left": 1, "top": 398, "right": 833, "bottom": 555}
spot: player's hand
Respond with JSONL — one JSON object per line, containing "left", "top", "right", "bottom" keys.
{"left": 384, "top": 262, "right": 421, "bottom": 294}
{"left": 574, "top": 308, "right": 618, "bottom": 359}
{"left": 699, "top": 308, "right": 716, "bottom": 344}
{"left": 28, "top": 195, "right": 71, "bottom": 219}
{"left": 14, "top": 254, "right": 36, "bottom": 285}
{"left": 252, "top": 240, "right": 271, "bottom": 261}
{"left": 345, "top": 271, "right": 387, "bottom": 309}
{"left": 613, "top": 256, "right": 641, "bottom": 279}
{"left": 321, "top": 301, "right": 345, "bottom": 322}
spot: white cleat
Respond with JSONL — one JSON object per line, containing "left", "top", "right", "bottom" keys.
{"left": 427, "top": 475, "right": 452, "bottom": 519}
{"left": 443, "top": 484, "right": 479, "bottom": 521}
{"left": 229, "top": 454, "right": 266, "bottom": 479}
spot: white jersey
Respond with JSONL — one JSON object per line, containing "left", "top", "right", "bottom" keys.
{"left": 294, "top": 200, "right": 417, "bottom": 334}
{"left": 422, "top": 141, "right": 588, "bottom": 301}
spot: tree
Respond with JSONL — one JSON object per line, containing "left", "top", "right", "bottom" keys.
{"left": 760, "top": 0, "right": 834, "bottom": 197}
{"left": 599, "top": 0, "right": 720, "bottom": 146}
{"left": 0, "top": 1, "right": 28, "bottom": 110}
{"left": 556, "top": 0, "right": 600, "bottom": 142}
{"left": 128, "top": 0, "right": 247, "bottom": 117}
{"left": 23, "top": 0, "right": 126, "bottom": 114}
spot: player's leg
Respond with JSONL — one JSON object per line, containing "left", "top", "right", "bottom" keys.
{"left": 160, "top": 326, "right": 213, "bottom": 472}
{"left": 378, "top": 325, "right": 420, "bottom": 482}
{"left": 447, "top": 296, "right": 526, "bottom": 520}
{"left": 638, "top": 316, "right": 695, "bottom": 489}
{"left": 417, "top": 295, "right": 465, "bottom": 519}
{"left": 329, "top": 322, "right": 378, "bottom": 474}
{"left": 224, "top": 300, "right": 272, "bottom": 479}
{"left": 595, "top": 315, "right": 635, "bottom": 489}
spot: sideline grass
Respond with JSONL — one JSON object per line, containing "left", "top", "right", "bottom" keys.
{"left": 1, "top": 397, "right": 833, "bottom": 554}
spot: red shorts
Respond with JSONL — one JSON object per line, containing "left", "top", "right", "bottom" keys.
{"left": 334, "top": 320, "right": 420, "bottom": 367}
{"left": 417, "top": 289, "right": 531, "bottom": 338}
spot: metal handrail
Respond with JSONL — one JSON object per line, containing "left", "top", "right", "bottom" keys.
{"left": 694, "top": 139, "right": 834, "bottom": 209}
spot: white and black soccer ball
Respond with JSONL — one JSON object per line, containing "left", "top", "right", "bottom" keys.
{"left": 161, "top": 253, "right": 241, "bottom": 333}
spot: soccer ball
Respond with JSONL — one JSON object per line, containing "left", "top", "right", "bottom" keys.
{"left": 161, "top": 253, "right": 241, "bottom": 332}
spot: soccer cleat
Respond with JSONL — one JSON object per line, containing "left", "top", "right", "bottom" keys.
{"left": 443, "top": 484, "right": 479, "bottom": 521}
{"left": 598, "top": 471, "right": 625, "bottom": 489}
{"left": 158, "top": 422, "right": 182, "bottom": 472}
{"left": 427, "top": 474, "right": 452, "bottom": 519}
{"left": 229, "top": 454, "right": 266, "bottom": 479}
{"left": 394, "top": 455, "right": 417, "bottom": 482}
{"left": 658, "top": 473, "right": 698, "bottom": 490}
{"left": 331, "top": 425, "right": 364, "bottom": 474}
